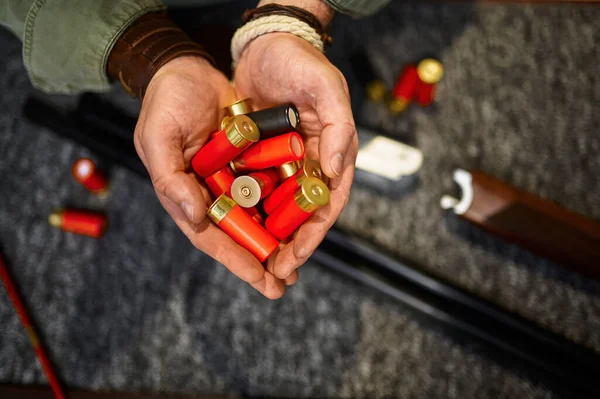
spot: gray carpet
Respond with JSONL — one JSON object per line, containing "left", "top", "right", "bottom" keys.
{"left": 1, "top": 2, "right": 599, "bottom": 398}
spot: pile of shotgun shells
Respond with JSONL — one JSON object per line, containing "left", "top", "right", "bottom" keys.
{"left": 190, "top": 100, "right": 331, "bottom": 263}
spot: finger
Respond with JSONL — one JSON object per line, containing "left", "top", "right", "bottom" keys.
{"left": 292, "top": 139, "right": 357, "bottom": 255}
{"left": 140, "top": 122, "right": 207, "bottom": 225}
{"left": 314, "top": 72, "right": 357, "bottom": 179}
{"left": 272, "top": 140, "right": 357, "bottom": 279}
{"left": 284, "top": 269, "right": 298, "bottom": 286}
{"left": 265, "top": 242, "right": 286, "bottom": 275}
{"left": 156, "top": 191, "right": 267, "bottom": 288}
{"left": 159, "top": 184, "right": 286, "bottom": 299}
{"left": 156, "top": 173, "right": 282, "bottom": 299}
{"left": 303, "top": 135, "right": 320, "bottom": 161}
{"left": 250, "top": 271, "right": 286, "bottom": 300}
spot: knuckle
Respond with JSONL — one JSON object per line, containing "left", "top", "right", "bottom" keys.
{"left": 339, "top": 73, "right": 350, "bottom": 92}
{"left": 335, "top": 186, "right": 352, "bottom": 209}
{"left": 331, "top": 66, "right": 350, "bottom": 94}
{"left": 152, "top": 174, "right": 170, "bottom": 198}
{"left": 246, "top": 273, "right": 264, "bottom": 285}
{"left": 340, "top": 189, "right": 351, "bottom": 207}
{"left": 315, "top": 70, "right": 334, "bottom": 90}
{"left": 339, "top": 122, "right": 357, "bottom": 143}
{"left": 133, "top": 130, "right": 143, "bottom": 152}
{"left": 212, "top": 243, "right": 228, "bottom": 264}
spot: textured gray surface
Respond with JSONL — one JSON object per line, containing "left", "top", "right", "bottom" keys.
{"left": 340, "top": 301, "right": 557, "bottom": 399}
{"left": 332, "top": 3, "right": 600, "bottom": 353}
{"left": 1, "top": 2, "right": 599, "bottom": 399}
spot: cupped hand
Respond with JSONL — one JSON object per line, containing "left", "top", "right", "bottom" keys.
{"left": 234, "top": 33, "right": 358, "bottom": 280}
{"left": 134, "top": 55, "right": 295, "bottom": 299}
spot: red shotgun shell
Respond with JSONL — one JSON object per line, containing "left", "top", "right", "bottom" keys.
{"left": 245, "top": 103, "right": 300, "bottom": 139}
{"left": 207, "top": 195, "right": 278, "bottom": 262}
{"left": 417, "top": 58, "right": 444, "bottom": 85}
{"left": 389, "top": 64, "right": 419, "bottom": 113}
{"left": 265, "top": 177, "right": 330, "bottom": 241}
{"left": 231, "top": 169, "right": 281, "bottom": 208}
{"left": 365, "top": 80, "right": 387, "bottom": 103}
{"left": 192, "top": 115, "right": 259, "bottom": 178}
{"left": 205, "top": 166, "right": 237, "bottom": 198}
{"left": 71, "top": 158, "right": 108, "bottom": 195}
{"left": 230, "top": 132, "right": 305, "bottom": 173}
{"left": 263, "top": 160, "right": 326, "bottom": 215}
{"left": 48, "top": 209, "right": 108, "bottom": 238}
{"left": 220, "top": 99, "right": 251, "bottom": 130}
{"left": 416, "top": 82, "right": 436, "bottom": 106}
{"left": 416, "top": 58, "right": 443, "bottom": 107}
{"left": 245, "top": 206, "right": 264, "bottom": 225}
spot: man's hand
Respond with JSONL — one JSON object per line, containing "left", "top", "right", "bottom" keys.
{"left": 134, "top": 56, "right": 295, "bottom": 299}
{"left": 234, "top": 32, "right": 358, "bottom": 280}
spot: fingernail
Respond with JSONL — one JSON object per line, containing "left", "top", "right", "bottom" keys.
{"left": 330, "top": 153, "right": 343, "bottom": 176}
{"left": 180, "top": 202, "right": 194, "bottom": 222}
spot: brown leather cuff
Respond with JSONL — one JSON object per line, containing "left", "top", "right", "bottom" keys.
{"left": 242, "top": 5, "right": 333, "bottom": 48}
{"left": 107, "top": 12, "right": 215, "bottom": 99}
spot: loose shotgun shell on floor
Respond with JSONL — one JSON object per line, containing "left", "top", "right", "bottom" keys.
{"left": 349, "top": 51, "right": 387, "bottom": 102}
{"left": 265, "top": 177, "right": 330, "bottom": 241}
{"left": 205, "top": 166, "right": 237, "bottom": 198}
{"left": 192, "top": 115, "right": 259, "bottom": 178}
{"left": 416, "top": 58, "right": 444, "bottom": 106}
{"left": 246, "top": 103, "right": 300, "bottom": 139}
{"left": 416, "top": 82, "right": 436, "bottom": 107}
{"left": 365, "top": 80, "right": 387, "bottom": 102}
{"left": 278, "top": 160, "right": 304, "bottom": 181}
{"left": 263, "top": 160, "right": 327, "bottom": 215}
{"left": 220, "top": 99, "right": 251, "bottom": 130}
{"left": 207, "top": 194, "right": 278, "bottom": 262}
{"left": 417, "top": 58, "right": 444, "bottom": 85}
{"left": 71, "top": 158, "right": 109, "bottom": 196}
{"left": 389, "top": 64, "right": 419, "bottom": 114}
{"left": 231, "top": 169, "right": 281, "bottom": 208}
{"left": 48, "top": 209, "right": 108, "bottom": 238}
{"left": 230, "top": 132, "right": 305, "bottom": 173}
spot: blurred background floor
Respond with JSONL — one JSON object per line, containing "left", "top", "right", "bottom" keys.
{"left": 1, "top": 2, "right": 599, "bottom": 398}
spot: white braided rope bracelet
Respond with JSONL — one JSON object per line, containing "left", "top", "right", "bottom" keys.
{"left": 231, "top": 15, "right": 324, "bottom": 67}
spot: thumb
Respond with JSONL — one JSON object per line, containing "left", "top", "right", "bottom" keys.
{"left": 315, "top": 73, "right": 357, "bottom": 178}
{"left": 141, "top": 128, "right": 207, "bottom": 224}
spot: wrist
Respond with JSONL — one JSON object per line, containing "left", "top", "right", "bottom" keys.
{"left": 257, "top": 0, "right": 335, "bottom": 28}
{"left": 107, "top": 12, "right": 214, "bottom": 98}
{"left": 153, "top": 54, "right": 213, "bottom": 76}
{"left": 233, "top": 1, "right": 333, "bottom": 65}
{"left": 149, "top": 55, "right": 212, "bottom": 87}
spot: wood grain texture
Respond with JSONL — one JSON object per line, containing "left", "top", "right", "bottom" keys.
{"left": 463, "top": 170, "right": 600, "bottom": 280}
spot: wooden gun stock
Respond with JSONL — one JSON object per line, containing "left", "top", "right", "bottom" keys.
{"left": 442, "top": 169, "right": 600, "bottom": 279}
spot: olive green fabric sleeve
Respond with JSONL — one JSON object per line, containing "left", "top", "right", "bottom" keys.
{"left": 0, "top": 0, "right": 388, "bottom": 94}
{"left": 0, "top": 0, "right": 166, "bottom": 94}
{"left": 161, "top": 0, "right": 390, "bottom": 16}
{"left": 0, "top": 0, "right": 32, "bottom": 39}
{"left": 322, "top": 0, "right": 391, "bottom": 17}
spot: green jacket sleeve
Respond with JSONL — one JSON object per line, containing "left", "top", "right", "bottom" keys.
{"left": 0, "top": 0, "right": 165, "bottom": 94}
{"left": 322, "top": 0, "right": 391, "bottom": 17}
{"left": 0, "top": 0, "right": 388, "bottom": 94}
